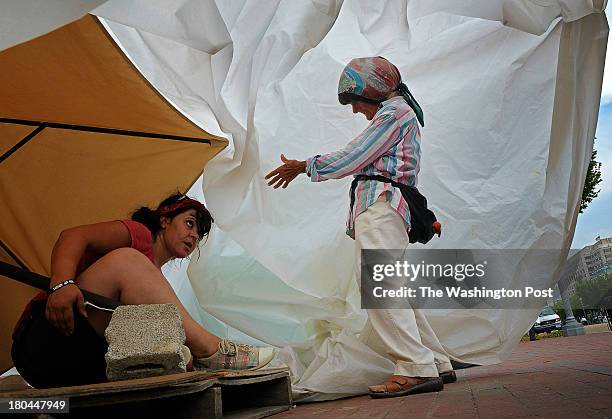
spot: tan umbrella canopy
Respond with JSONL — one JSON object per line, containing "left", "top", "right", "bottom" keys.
{"left": 0, "top": 15, "right": 227, "bottom": 372}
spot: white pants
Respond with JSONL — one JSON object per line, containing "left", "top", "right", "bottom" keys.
{"left": 355, "top": 197, "right": 452, "bottom": 377}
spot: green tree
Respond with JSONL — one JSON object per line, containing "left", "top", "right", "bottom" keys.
{"left": 551, "top": 293, "right": 584, "bottom": 321}
{"left": 580, "top": 146, "right": 603, "bottom": 213}
{"left": 552, "top": 299, "right": 567, "bottom": 321}
{"left": 575, "top": 272, "right": 612, "bottom": 308}
{"left": 553, "top": 273, "right": 612, "bottom": 322}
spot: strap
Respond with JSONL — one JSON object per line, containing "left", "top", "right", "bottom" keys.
{"left": 383, "top": 375, "right": 412, "bottom": 392}
{"left": 354, "top": 174, "right": 409, "bottom": 190}
{"left": 48, "top": 279, "right": 75, "bottom": 294}
{"left": 0, "top": 261, "right": 120, "bottom": 309}
{"left": 389, "top": 375, "right": 410, "bottom": 385}
{"left": 397, "top": 82, "right": 424, "bottom": 127}
{"left": 349, "top": 174, "right": 440, "bottom": 244}
{"left": 349, "top": 174, "right": 413, "bottom": 222}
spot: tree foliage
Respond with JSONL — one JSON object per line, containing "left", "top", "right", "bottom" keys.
{"left": 575, "top": 272, "right": 612, "bottom": 308}
{"left": 580, "top": 147, "right": 603, "bottom": 213}
{"left": 553, "top": 272, "right": 612, "bottom": 321}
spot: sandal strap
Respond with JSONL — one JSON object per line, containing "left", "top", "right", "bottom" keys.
{"left": 382, "top": 375, "right": 409, "bottom": 392}
{"left": 383, "top": 375, "right": 428, "bottom": 392}
{"left": 389, "top": 376, "right": 410, "bottom": 386}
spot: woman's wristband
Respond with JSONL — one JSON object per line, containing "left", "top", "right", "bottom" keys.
{"left": 49, "top": 279, "right": 76, "bottom": 294}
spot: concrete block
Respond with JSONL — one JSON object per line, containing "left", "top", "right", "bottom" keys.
{"left": 105, "top": 304, "right": 189, "bottom": 381}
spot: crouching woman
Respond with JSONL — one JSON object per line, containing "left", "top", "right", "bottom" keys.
{"left": 12, "top": 193, "right": 273, "bottom": 388}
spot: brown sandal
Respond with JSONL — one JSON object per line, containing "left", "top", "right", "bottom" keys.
{"left": 368, "top": 375, "right": 443, "bottom": 398}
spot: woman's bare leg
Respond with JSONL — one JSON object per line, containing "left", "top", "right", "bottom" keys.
{"left": 76, "top": 248, "right": 220, "bottom": 358}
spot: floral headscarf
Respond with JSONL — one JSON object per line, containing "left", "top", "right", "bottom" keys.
{"left": 338, "top": 56, "right": 424, "bottom": 127}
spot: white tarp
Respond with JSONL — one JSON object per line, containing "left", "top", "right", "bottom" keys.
{"left": 0, "top": 0, "right": 108, "bottom": 51}
{"left": 2, "top": 0, "right": 607, "bottom": 399}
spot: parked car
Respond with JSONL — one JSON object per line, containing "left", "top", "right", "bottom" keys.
{"left": 529, "top": 307, "right": 562, "bottom": 341}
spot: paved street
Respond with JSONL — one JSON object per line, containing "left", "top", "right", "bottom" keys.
{"left": 273, "top": 331, "right": 612, "bottom": 418}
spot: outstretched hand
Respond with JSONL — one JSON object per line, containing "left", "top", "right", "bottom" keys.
{"left": 265, "top": 154, "right": 307, "bottom": 189}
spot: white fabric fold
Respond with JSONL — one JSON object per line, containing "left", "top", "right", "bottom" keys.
{"left": 3, "top": 0, "right": 605, "bottom": 400}
{"left": 97, "top": 0, "right": 607, "bottom": 399}
{"left": 0, "top": 0, "right": 108, "bottom": 52}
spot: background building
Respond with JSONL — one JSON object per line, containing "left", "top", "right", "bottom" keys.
{"left": 558, "top": 236, "right": 612, "bottom": 298}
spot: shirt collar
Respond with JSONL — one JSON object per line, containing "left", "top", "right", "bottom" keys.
{"left": 378, "top": 95, "right": 404, "bottom": 110}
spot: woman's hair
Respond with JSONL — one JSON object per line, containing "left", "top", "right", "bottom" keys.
{"left": 338, "top": 92, "right": 381, "bottom": 106}
{"left": 131, "top": 193, "right": 214, "bottom": 240}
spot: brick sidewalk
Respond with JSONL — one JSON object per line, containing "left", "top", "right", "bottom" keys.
{"left": 273, "top": 332, "right": 612, "bottom": 418}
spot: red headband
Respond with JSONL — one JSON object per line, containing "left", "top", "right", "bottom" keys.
{"left": 158, "top": 197, "right": 207, "bottom": 215}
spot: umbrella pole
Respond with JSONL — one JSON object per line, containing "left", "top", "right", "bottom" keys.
{"left": 0, "top": 261, "right": 120, "bottom": 310}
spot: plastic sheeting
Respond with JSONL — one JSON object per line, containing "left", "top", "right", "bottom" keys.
{"left": 0, "top": 0, "right": 108, "bottom": 51}
{"left": 165, "top": 0, "right": 607, "bottom": 399}
{"left": 2, "top": 0, "right": 607, "bottom": 399}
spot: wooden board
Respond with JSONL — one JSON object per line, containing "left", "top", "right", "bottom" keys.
{"left": 217, "top": 367, "right": 291, "bottom": 379}
{"left": 218, "top": 369, "right": 292, "bottom": 417}
{"left": 0, "top": 370, "right": 219, "bottom": 398}
{"left": 0, "top": 375, "right": 31, "bottom": 392}
{"left": 0, "top": 368, "right": 293, "bottom": 418}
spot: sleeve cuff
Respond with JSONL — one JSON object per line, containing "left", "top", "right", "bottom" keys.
{"left": 305, "top": 155, "right": 322, "bottom": 182}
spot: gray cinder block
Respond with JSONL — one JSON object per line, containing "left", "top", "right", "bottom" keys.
{"left": 105, "top": 304, "right": 189, "bottom": 381}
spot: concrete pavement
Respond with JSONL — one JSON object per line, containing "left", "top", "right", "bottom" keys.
{"left": 273, "top": 331, "right": 612, "bottom": 418}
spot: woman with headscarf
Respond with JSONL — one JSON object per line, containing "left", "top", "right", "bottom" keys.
{"left": 266, "top": 57, "right": 454, "bottom": 398}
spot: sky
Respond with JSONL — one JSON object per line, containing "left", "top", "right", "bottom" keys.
{"left": 571, "top": 7, "right": 612, "bottom": 249}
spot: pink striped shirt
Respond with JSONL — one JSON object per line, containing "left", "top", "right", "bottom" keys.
{"left": 306, "top": 96, "right": 421, "bottom": 239}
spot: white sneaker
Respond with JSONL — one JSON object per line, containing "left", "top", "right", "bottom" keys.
{"left": 193, "top": 339, "right": 275, "bottom": 371}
